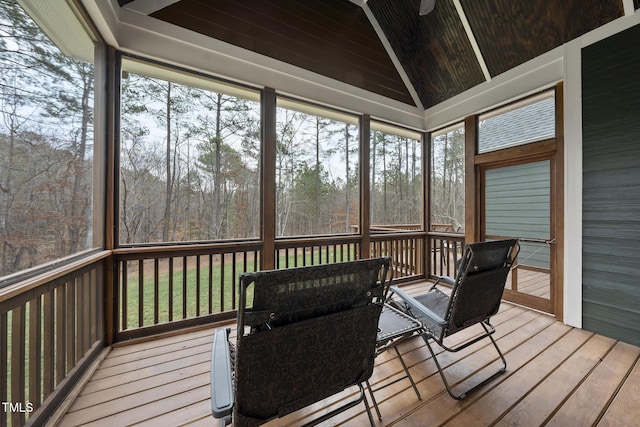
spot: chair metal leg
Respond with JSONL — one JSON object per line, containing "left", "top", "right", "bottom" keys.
{"left": 366, "top": 379, "right": 383, "bottom": 420}
{"left": 366, "top": 345, "right": 421, "bottom": 420}
{"left": 424, "top": 322, "right": 507, "bottom": 400}
{"left": 302, "top": 383, "right": 375, "bottom": 427}
{"left": 361, "top": 385, "right": 377, "bottom": 427}
{"left": 393, "top": 345, "right": 421, "bottom": 400}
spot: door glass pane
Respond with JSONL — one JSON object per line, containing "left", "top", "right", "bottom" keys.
{"left": 479, "top": 92, "right": 555, "bottom": 154}
{"left": 485, "top": 161, "right": 551, "bottom": 300}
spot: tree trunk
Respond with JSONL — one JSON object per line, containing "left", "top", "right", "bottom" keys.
{"left": 163, "top": 81, "right": 172, "bottom": 241}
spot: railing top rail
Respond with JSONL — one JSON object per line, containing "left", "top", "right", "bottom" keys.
{"left": 114, "top": 240, "right": 263, "bottom": 260}
{"left": 427, "top": 231, "right": 465, "bottom": 239}
{"left": 370, "top": 231, "right": 427, "bottom": 241}
{"left": 274, "top": 234, "right": 362, "bottom": 248}
{"left": 0, "top": 251, "right": 109, "bottom": 305}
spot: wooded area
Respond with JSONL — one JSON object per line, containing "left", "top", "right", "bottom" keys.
{"left": 431, "top": 126, "right": 465, "bottom": 232}
{"left": 0, "top": 1, "right": 94, "bottom": 277}
{"left": 0, "top": 0, "right": 454, "bottom": 281}
{"left": 119, "top": 68, "right": 424, "bottom": 244}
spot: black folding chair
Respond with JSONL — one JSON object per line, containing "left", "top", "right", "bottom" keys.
{"left": 390, "top": 239, "right": 519, "bottom": 400}
{"left": 210, "top": 257, "right": 392, "bottom": 426}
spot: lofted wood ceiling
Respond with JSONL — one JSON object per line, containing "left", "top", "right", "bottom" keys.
{"left": 120, "top": 0, "right": 627, "bottom": 109}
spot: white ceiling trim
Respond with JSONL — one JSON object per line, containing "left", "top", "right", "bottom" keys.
{"left": 452, "top": 0, "right": 491, "bottom": 82}
{"left": 623, "top": 0, "right": 636, "bottom": 16}
{"left": 424, "top": 48, "right": 564, "bottom": 131}
{"left": 19, "top": 0, "right": 94, "bottom": 61}
{"left": 121, "top": 0, "right": 179, "bottom": 15}
{"left": 113, "top": 7, "right": 426, "bottom": 130}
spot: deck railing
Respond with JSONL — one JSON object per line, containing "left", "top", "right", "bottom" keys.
{"left": 114, "top": 242, "right": 262, "bottom": 341}
{"left": 0, "top": 253, "right": 106, "bottom": 427}
{"left": 112, "top": 229, "right": 467, "bottom": 342}
{"left": 428, "top": 231, "right": 465, "bottom": 279}
{"left": 371, "top": 232, "right": 424, "bottom": 280}
{"left": 274, "top": 235, "right": 361, "bottom": 269}
{"left": 113, "top": 230, "right": 434, "bottom": 341}
{"left": 0, "top": 228, "right": 467, "bottom": 426}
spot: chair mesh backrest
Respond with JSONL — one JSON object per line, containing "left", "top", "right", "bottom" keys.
{"left": 446, "top": 239, "right": 519, "bottom": 335}
{"left": 242, "top": 257, "right": 391, "bottom": 329}
{"left": 234, "top": 257, "right": 391, "bottom": 425}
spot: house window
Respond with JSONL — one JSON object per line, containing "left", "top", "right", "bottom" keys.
{"left": 275, "top": 98, "right": 359, "bottom": 237}
{"left": 430, "top": 123, "right": 465, "bottom": 233}
{"left": 370, "top": 122, "right": 423, "bottom": 230}
{"left": 478, "top": 91, "right": 555, "bottom": 154}
{"left": 119, "top": 58, "right": 261, "bottom": 244}
{"left": 0, "top": 1, "right": 96, "bottom": 281}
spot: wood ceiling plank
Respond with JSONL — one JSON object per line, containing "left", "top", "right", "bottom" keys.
{"left": 368, "top": 0, "right": 486, "bottom": 108}
{"left": 151, "top": 0, "right": 415, "bottom": 105}
{"left": 460, "top": 0, "right": 624, "bottom": 77}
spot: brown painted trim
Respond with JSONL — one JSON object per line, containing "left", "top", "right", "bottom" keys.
{"left": 115, "top": 311, "right": 236, "bottom": 342}
{"left": 502, "top": 289, "right": 553, "bottom": 313}
{"left": 360, "top": 115, "right": 371, "bottom": 259}
{"left": 465, "top": 115, "right": 478, "bottom": 243}
{"left": 474, "top": 86, "right": 563, "bottom": 317}
{"left": 113, "top": 240, "right": 263, "bottom": 259}
{"left": 424, "top": 130, "right": 431, "bottom": 276}
{"left": 105, "top": 46, "right": 117, "bottom": 251}
{"left": 553, "top": 81, "right": 565, "bottom": 322}
{"left": 261, "top": 88, "right": 277, "bottom": 270}
{"left": 474, "top": 139, "right": 557, "bottom": 165}
{"left": 104, "top": 46, "right": 118, "bottom": 345}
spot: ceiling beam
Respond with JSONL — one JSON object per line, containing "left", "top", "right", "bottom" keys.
{"left": 452, "top": 0, "right": 491, "bottom": 81}
{"left": 361, "top": 3, "right": 425, "bottom": 109}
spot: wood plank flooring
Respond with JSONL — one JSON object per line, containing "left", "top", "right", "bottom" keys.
{"left": 58, "top": 282, "right": 640, "bottom": 427}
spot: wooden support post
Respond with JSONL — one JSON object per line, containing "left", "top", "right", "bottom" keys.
{"left": 465, "top": 115, "right": 478, "bottom": 243}
{"left": 261, "top": 88, "right": 277, "bottom": 270}
{"left": 359, "top": 115, "right": 371, "bottom": 259}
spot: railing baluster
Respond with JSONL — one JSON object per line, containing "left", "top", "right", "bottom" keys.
{"left": 121, "top": 262, "right": 128, "bottom": 331}
{"left": 82, "top": 271, "right": 90, "bottom": 357}
{"left": 168, "top": 258, "right": 174, "bottom": 322}
{"left": 55, "top": 285, "right": 66, "bottom": 385}
{"left": 182, "top": 256, "right": 188, "bottom": 320}
{"left": 220, "top": 254, "right": 225, "bottom": 312}
{"left": 43, "top": 290, "right": 54, "bottom": 396}
{"left": 29, "top": 296, "right": 42, "bottom": 407}
{"left": 209, "top": 254, "right": 214, "bottom": 314}
{"left": 138, "top": 259, "right": 144, "bottom": 327}
{"left": 232, "top": 252, "right": 237, "bottom": 310}
{"left": 11, "top": 305, "right": 26, "bottom": 427}
{"left": 0, "top": 312, "right": 7, "bottom": 427}
{"left": 66, "top": 280, "right": 76, "bottom": 369}
{"left": 196, "top": 256, "right": 201, "bottom": 317}
{"left": 88, "top": 270, "right": 95, "bottom": 344}
{"left": 154, "top": 259, "right": 159, "bottom": 324}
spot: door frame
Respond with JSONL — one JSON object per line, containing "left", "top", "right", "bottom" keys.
{"left": 465, "top": 83, "right": 564, "bottom": 321}
{"left": 479, "top": 156, "right": 556, "bottom": 314}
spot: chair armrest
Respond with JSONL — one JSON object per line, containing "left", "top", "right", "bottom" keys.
{"left": 435, "top": 276, "right": 455, "bottom": 287}
{"left": 390, "top": 285, "right": 448, "bottom": 328}
{"left": 211, "top": 327, "right": 234, "bottom": 419}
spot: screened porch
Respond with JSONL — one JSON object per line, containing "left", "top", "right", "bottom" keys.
{"left": 2, "top": 0, "right": 640, "bottom": 426}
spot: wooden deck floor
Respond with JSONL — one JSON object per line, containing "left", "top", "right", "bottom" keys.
{"left": 58, "top": 282, "right": 640, "bottom": 427}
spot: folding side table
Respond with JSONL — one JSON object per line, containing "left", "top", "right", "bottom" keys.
{"left": 367, "top": 302, "right": 423, "bottom": 419}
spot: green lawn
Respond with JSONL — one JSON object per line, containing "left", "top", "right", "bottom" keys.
{"left": 122, "top": 249, "right": 356, "bottom": 329}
